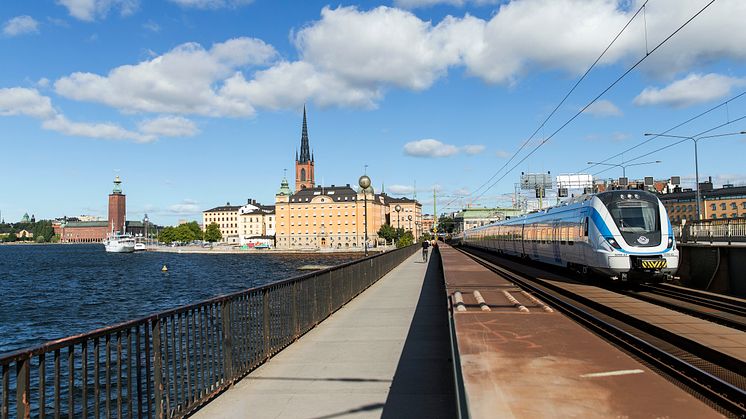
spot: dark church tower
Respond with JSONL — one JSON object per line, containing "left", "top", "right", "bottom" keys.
{"left": 295, "top": 106, "right": 315, "bottom": 191}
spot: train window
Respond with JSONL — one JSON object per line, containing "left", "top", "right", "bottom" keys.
{"left": 583, "top": 217, "right": 589, "bottom": 237}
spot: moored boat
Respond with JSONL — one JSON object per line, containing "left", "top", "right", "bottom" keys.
{"left": 104, "top": 233, "right": 136, "bottom": 253}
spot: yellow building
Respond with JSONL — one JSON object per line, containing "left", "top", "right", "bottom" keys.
{"left": 660, "top": 182, "right": 746, "bottom": 223}
{"left": 275, "top": 180, "right": 386, "bottom": 250}
{"left": 383, "top": 195, "right": 423, "bottom": 238}
{"left": 202, "top": 203, "right": 240, "bottom": 243}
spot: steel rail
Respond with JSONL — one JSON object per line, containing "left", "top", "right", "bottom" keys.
{"left": 455, "top": 246, "right": 746, "bottom": 417}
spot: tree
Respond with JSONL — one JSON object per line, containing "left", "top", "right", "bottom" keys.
{"left": 185, "top": 221, "right": 203, "bottom": 240}
{"left": 437, "top": 216, "right": 456, "bottom": 234}
{"left": 174, "top": 223, "right": 197, "bottom": 243}
{"left": 32, "top": 220, "right": 54, "bottom": 242}
{"left": 158, "top": 227, "right": 177, "bottom": 244}
{"left": 396, "top": 231, "right": 414, "bottom": 248}
{"left": 50, "top": 234, "right": 60, "bottom": 243}
{"left": 204, "top": 222, "right": 222, "bottom": 243}
{"left": 377, "top": 224, "right": 397, "bottom": 242}
{"left": 5, "top": 233, "right": 17, "bottom": 243}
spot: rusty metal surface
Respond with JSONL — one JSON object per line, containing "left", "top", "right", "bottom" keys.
{"left": 440, "top": 244, "right": 719, "bottom": 418}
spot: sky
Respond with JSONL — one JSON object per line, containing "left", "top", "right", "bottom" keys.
{"left": 1, "top": 0, "right": 746, "bottom": 225}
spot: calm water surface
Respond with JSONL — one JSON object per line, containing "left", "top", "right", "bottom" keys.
{"left": 0, "top": 244, "right": 359, "bottom": 355}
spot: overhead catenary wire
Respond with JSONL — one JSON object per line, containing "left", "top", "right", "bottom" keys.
{"left": 461, "top": 0, "right": 650, "bottom": 209}
{"left": 468, "top": 0, "right": 718, "bottom": 206}
{"left": 579, "top": 91, "right": 746, "bottom": 176}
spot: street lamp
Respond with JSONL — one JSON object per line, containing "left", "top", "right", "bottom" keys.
{"left": 143, "top": 213, "right": 149, "bottom": 249}
{"left": 586, "top": 160, "right": 661, "bottom": 179}
{"left": 407, "top": 214, "right": 412, "bottom": 235}
{"left": 359, "top": 174, "right": 371, "bottom": 256}
{"left": 644, "top": 131, "right": 746, "bottom": 220}
{"left": 394, "top": 204, "right": 402, "bottom": 229}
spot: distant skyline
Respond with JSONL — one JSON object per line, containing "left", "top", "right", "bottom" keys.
{"left": 2, "top": 0, "right": 746, "bottom": 224}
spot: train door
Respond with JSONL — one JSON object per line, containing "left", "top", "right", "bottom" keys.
{"left": 581, "top": 215, "right": 591, "bottom": 269}
{"left": 552, "top": 220, "right": 561, "bottom": 264}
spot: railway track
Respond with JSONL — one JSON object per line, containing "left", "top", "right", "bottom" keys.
{"left": 456, "top": 245, "right": 746, "bottom": 417}
{"left": 624, "top": 284, "right": 746, "bottom": 331}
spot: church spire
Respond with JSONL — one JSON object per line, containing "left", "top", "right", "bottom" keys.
{"left": 299, "top": 105, "right": 311, "bottom": 163}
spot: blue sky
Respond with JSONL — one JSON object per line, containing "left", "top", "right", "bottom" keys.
{"left": 1, "top": 0, "right": 746, "bottom": 225}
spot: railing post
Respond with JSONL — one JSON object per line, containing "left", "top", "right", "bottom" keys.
{"left": 221, "top": 300, "right": 233, "bottom": 382}
{"left": 16, "top": 356, "right": 30, "bottom": 419}
{"left": 263, "top": 289, "right": 270, "bottom": 360}
{"left": 152, "top": 318, "right": 164, "bottom": 419}
{"left": 291, "top": 282, "right": 298, "bottom": 339}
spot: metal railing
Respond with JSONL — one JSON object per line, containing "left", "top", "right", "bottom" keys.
{"left": 0, "top": 245, "right": 417, "bottom": 418}
{"left": 674, "top": 218, "right": 746, "bottom": 243}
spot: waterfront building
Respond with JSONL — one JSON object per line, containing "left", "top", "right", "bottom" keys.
{"left": 659, "top": 178, "right": 746, "bottom": 223}
{"left": 202, "top": 203, "right": 241, "bottom": 243}
{"left": 422, "top": 214, "right": 434, "bottom": 234}
{"left": 382, "top": 195, "right": 423, "bottom": 238}
{"left": 16, "top": 229, "right": 33, "bottom": 239}
{"left": 452, "top": 207, "right": 524, "bottom": 233}
{"left": 275, "top": 182, "right": 386, "bottom": 250}
{"left": 53, "top": 176, "right": 145, "bottom": 243}
{"left": 238, "top": 199, "right": 276, "bottom": 247}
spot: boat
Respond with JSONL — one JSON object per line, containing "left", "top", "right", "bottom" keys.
{"left": 103, "top": 232, "right": 136, "bottom": 253}
{"left": 134, "top": 242, "right": 146, "bottom": 251}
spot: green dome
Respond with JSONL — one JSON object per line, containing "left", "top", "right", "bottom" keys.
{"left": 277, "top": 177, "right": 292, "bottom": 196}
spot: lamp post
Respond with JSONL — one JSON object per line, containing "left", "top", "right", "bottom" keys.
{"left": 644, "top": 131, "right": 746, "bottom": 220}
{"left": 586, "top": 160, "right": 661, "bottom": 179}
{"left": 407, "top": 214, "right": 412, "bottom": 234}
{"left": 394, "top": 204, "right": 401, "bottom": 229}
{"left": 143, "top": 213, "right": 149, "bottom": 249}
{"left": 359, "top": 175, "right": 371, "bottom": 256}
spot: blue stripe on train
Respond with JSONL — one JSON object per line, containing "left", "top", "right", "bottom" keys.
{"left": 589, "top": 207, "right": 671, "bottom": 255}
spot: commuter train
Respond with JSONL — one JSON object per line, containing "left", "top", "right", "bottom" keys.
{"left": 459, "top": 190, "right": 678, "bottom": 282}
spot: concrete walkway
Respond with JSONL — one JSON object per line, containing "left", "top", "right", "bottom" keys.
{"left": 193, "top": 250, "right": 456, "bottom": 419}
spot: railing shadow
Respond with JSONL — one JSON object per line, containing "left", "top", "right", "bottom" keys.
{"left": 381, "top": 248, "right": 457, "bottom": 419}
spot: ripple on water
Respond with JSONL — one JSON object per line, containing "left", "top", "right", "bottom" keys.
{"left": 0, "top": 244, "right": 359, "bottom": 355}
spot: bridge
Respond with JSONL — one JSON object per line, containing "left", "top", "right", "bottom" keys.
{"left": 1, "top": 244, "right": 745, "bottom": 418}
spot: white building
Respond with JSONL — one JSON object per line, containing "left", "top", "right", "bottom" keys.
{"left": 238, "top": 199, "right": 276, "bottom": 247}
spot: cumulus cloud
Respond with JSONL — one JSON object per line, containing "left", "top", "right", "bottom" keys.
{"left": 395, "top": 0, "right": 500, "bottom": 8}
{"left": 0, "top": 87, "right": 197, "bottom": 143}
{"left": 54, "top": 37, "right": 277, "bottom": 117}
{"left": 168, "top": 199, "right": 201, "bottom": 215}
{"left": 138, "top": 116, "right": 199, "bottom": 137}
{"left": 168, "top": 0, "right": 253, "bottom": 8}
{"left": 0, "top": 88, "right": 56, "bottom": 119}
{"left": 388, "top": 184, "right": 416, "bottom": 195}
{"left": 463, "top": 144, "right": 486, "bottom": 155}
{"left": 633, "top": 73, "right": 746, "bottom": 108}
{"left": 404, "top": 139, "right": 460, "bottom": 157}
{"left": 3, "top": 16, "right": 39, "bottom": 37}
{"left": 583, "top": 99, "right": 622, "bottom": 117}
{"left": 57, "top": 0, "right": 139, "bottom": 21}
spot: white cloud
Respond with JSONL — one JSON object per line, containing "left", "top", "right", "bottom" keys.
{"left": 168, "top": 200, "right": 201, "bottom": 215}
{"left": 583, "top": 99, "right": 622, "bottom": 117}
{"left": 168, "top": 0, "right": 253, "bottom": 9}
{"left": 54, "top": 38, "right": 277, "bottom": 117}
{"left": 138, "top": 116, "right": 199, "bottom": 137}
{"left": 404, "top": 139, "right": 460, "bottom": 158}
{"left": 57, "top": 0, "right": 139, "bottom": 21}
{"left": 0, "top": 88, "right": 56, "bottom": 119}
{"left": 142, "top": 21, "right": 160, "bottom": 32}
{"left": 388, "top": 184, "right": 415, "bottom": 195}
{"left": 495, "top": 150, "right": 511, "bottom": 158}
{"left": 395, "top": 0, "right": 500, "bottom": 9}
{"left": 3, "top": 16, "right": 39, "bottom": 37}
{"left": 634, "top": 73, "right": 746, "bottom": 108}
{"left": 42, "top": 115, "right": 152, "bottom": 142}
{"left": 463, "top": 144, "right": 485, "bottom": 155}
{"left": 0, "top": 87, "right": 196, "bottom": 143}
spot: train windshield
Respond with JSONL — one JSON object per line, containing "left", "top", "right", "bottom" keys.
{"left": 599, "top": 191, "right": 661, "bottom": 247}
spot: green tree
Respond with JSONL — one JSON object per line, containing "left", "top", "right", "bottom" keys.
{"left": 32, "top": 220, "right": 54, "bottom": 242}
{"left": 204, "top": 222, "right": 222, "bottom": 243}
{"left": 437, "top": 216, "right": 456, "bottom": 234}
{"left": 396, "top": 231, "right": 414, "bottom": 248}
{"left": 50, "top": 234, "right": 60, "bottom": 243}
{"left": 158, "top": 227, "right": 177, "bottom": 244}
{"left": 185, "top": 221, "right": 203, "bottom": 240}
{"left": 377, "top": 224, "right": 397, "bottom": 242}
{"left": 6, "top": 233, "right": 17, "bottom": 243}
{"left": 174, "top": 223, "right": 197, "bottom": 243}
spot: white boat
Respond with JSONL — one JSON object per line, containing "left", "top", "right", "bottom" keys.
{"left": 104, "top": 233, "right": 136, "bottom": 253}
{"left": 134, "top": 242, "right": 146, "bottom": 252}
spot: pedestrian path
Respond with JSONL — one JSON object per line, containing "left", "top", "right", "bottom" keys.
{"left": 193, "top": 250, "right": 455, "bottom": 419}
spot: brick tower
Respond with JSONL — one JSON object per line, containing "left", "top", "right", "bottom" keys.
{"left": 108, "top": 176, "right": 126, "bottom": 233}
{"left": 295, "top": 106, "right": 315, "bottom": 191}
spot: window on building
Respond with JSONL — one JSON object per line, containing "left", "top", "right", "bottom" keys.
{"left": 732, "top": 213, "right": 738, "bottom": 218}
{"left": 711, "top": 204, "right": 716, "bottom": 211}
{"left": 712, "top": 214, "right": 717, "bottom": 219}
{"left": 721, "top": 203, "right": 727, "bottom": 210}
{"left": 732, "top": 202, "right": 738, "bottom": 210}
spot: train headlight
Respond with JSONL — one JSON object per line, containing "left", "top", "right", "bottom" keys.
{"left": 606, "top": 237, "right": 622, "bottom": 250}
{"left": 667, "top": 236, "right": 674, "bottom": 249}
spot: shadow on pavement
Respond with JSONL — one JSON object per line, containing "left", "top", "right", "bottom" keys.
{"left": 381, "top": 248, "right": 457, "bottom": 419}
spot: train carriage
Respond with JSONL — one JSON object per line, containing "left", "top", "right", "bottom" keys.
{"left": 461, "top": 190, "right": 678, "bottom": 282}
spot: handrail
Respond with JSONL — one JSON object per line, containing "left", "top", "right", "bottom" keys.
{"left": 0, "top": 245, "right": 417, "bottom": 418}
{"left": 674, "top": 217, "right": 746, "bottom": 243}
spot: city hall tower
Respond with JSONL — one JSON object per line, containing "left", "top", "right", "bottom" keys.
{"left": 108, "top": 175, "right": 126, "bottom": 233}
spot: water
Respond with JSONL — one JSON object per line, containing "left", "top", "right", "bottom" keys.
{"left": 0, "top": 244, "right": 359, "bottom": 355}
